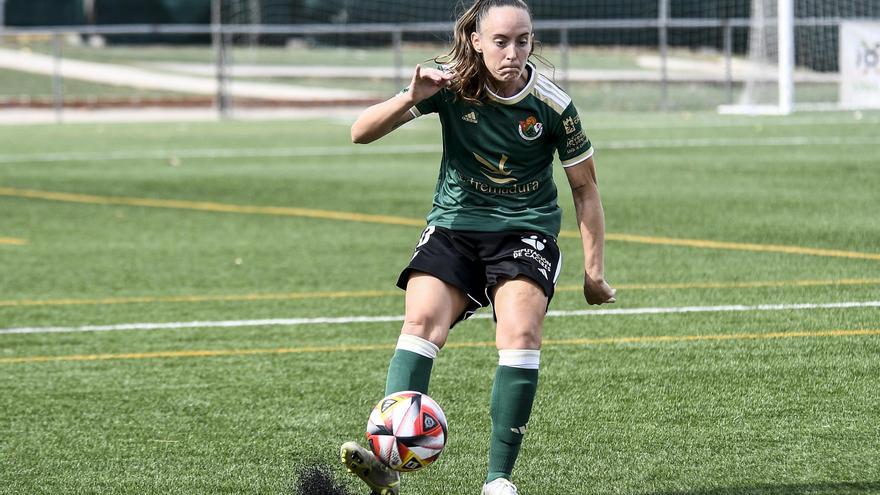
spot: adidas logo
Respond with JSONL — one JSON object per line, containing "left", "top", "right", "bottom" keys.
{"left": 461, "top": 111, "right": 478, "bottom": 123}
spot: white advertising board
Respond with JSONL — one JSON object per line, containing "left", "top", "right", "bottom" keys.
{"left": 840, "top": 21, "right": 880, "bottom": 109}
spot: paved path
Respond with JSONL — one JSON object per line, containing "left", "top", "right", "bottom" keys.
{"left": 0, "top": 47, "right": 376, "bottom": 101}
{"left": 151, "top": 57, "right": 837, "bottom": 83}
{"left": 0, "top": 106, "right": 364, "bottom": 125}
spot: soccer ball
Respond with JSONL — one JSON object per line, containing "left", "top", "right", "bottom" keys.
{"left": 366, "top": 391, "right": 448, "bottom": 472}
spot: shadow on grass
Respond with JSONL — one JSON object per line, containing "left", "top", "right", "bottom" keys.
{"left": 291, "top": 464, "right": 353, "bottom": 495}
{"left": 644, "top": 481, "right": 880, "bottom": 495}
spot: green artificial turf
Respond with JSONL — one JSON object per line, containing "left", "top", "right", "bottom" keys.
{"left": 1, "top": 111, "right": 878, "bottom": 494}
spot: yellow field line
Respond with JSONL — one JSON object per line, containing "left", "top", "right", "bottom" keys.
{"left": 1, "top": 328, "right": 877, "bottom": 364}
{"left": 558, "top": 278, "right": 880, "bottom": 292}
{"left": 0, "top": 237, "right": 27, "bottom": 246}
{"left": 0, "top": 289, "right": 399, "bottom": 308}
{"left": 3, "top": 186, "right": 879, "bottom": 260}
{"left": 2, "top": 278, "right": 878, "bottom": 308}
{"left": 0, "top": 187, "right": 423, "bottom": 227}
{"left": 541, "top": 328, "right": 880, "bottom": 346}
{"left": 562, "top": 232, "right": 880, "bottom": 261}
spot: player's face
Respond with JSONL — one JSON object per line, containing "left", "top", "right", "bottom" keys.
{"left": 471, "top": 6, "right": 533, "bottom": 87}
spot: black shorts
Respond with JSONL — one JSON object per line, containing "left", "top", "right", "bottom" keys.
{"left": 396, "top": 226, "right": 562, "bottom": 326}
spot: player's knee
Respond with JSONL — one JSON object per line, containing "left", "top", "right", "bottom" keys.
{"left": 495, "top": 321, "right": 542, "bottom": 350}
{"left": 401, "top": 316, "right": 449, "bottom": 349}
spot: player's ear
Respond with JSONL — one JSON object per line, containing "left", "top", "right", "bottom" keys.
{"left": 471, "top": 31, "right": 482, "bottom": 54}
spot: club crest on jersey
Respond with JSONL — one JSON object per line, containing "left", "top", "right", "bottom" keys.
{"left": 518, "top": 116, "right": 543, "bottom": 141}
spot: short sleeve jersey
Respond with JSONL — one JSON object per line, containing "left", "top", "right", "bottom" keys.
{"left": 410, "top": 62, "right": 593, "bottom": 238}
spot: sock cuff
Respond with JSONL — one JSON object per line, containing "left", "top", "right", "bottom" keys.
{"left": 397, "top": 334, "right": 440, "bottom": 359}
{"left": 498, "top": 349, "right": 540, "bottom": 369}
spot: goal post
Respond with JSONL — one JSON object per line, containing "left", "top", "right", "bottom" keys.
{"left": 718, "top": 0, "right": 794, "bottom": 115}
{"left": 777, "top": 0, "right": 794, "bottom": 114}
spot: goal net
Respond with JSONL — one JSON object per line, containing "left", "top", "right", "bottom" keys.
{"left": 722, "top": 0, "right": 880, "bottom": 114}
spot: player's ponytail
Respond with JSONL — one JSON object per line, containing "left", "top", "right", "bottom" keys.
{"left": 436, "top": 0, "right": 535, "bottom": 105}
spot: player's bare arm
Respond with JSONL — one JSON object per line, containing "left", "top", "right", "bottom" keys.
{"left": 564, "top": 156, "right": 617, "bottom": 305}
{"left": 351, "top": 64, "right": 453, "bottom": 144}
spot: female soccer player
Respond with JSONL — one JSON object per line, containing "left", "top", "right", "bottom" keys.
{"left": 341, "top": 1, "right": 616, "bottom": 493}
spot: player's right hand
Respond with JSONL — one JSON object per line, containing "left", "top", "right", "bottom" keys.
{"left": 407, "top": 64, "right": 453, "bottom": 103}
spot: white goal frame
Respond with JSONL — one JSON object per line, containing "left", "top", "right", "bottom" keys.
{"left": 718, "top": 0, "right": 795, "bottom": 115}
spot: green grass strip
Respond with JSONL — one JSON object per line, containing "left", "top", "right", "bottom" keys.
{"left": 2, "top": 328, "right": 877, "bottom": 365}
{"left": 3, "top": 186, "right": 879, "bottom": 261}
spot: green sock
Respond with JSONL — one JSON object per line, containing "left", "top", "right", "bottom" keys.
{"left": 384, "top": 349, "right": 434, "bottom": 395}
{"left": 486, "top": 365, "right": 539, "bottom": 482}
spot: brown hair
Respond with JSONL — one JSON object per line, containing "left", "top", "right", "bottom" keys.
{"left": 434, "top": 0, "right": 543, "bottom": 105}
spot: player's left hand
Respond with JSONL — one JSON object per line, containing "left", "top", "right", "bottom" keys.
{"left": 583, "top": 272, "right": 616, "bottom": 305}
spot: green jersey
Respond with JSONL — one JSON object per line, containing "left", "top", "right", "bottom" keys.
{"left": 410, "top": 62, "right": 593, "bottom": 238}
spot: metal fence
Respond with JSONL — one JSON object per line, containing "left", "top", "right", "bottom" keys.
{"left": 0, "top": 17, "right": 855, "bottom": 120}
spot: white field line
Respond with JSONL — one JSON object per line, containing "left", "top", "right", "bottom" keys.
{"left": 0, "top": 144, "right": 441, "bottom": 164}
{"left": 586, "top": 117, "right": 880, "bottom": 130}
{"left": 0, "top": 135, "right": 878, "bottom": 165}
{"left": 2, "top": 300, "right": 878, "bottom": 336}
{"left": 599, "top": 135, "right": 880, "bottom": 149}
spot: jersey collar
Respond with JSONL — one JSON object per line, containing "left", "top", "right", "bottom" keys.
{"left": 485, "top": 62, "right": 537, "bottom": 105}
